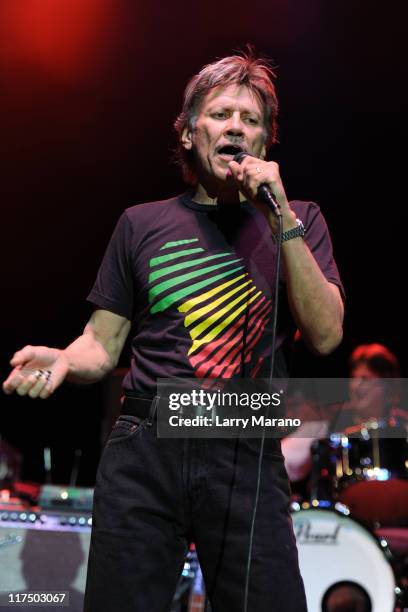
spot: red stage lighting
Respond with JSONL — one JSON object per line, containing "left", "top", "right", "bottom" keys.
{"left": 0, "top": 0, "right": 119, "bottom": 81}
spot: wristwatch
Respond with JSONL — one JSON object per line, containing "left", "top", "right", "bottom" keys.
{"left": 281, "top": 218, "right": 305, "bottom": 242}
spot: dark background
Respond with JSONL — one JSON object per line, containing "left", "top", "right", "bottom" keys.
{"left": 1, "top": 0, "right": 406, "bottom": 485}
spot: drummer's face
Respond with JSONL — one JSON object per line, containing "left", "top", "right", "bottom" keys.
{"left": 349, "top": 364, "right": 387, "bottom": 419}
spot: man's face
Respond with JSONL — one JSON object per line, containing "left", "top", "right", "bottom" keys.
{"left": 349, "top": 364, "right": 388, "bottom": 420}
{"left": 182, "top": 84, "right": 267, "bottom": 187}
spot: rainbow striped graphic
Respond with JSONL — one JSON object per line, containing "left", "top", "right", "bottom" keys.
{"left": 148, "top": 238, "right": 272, "bottom": 378}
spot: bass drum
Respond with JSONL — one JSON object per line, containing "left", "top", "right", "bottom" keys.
{"left": 291, "top": 507, "right": 396, "bottom": 612}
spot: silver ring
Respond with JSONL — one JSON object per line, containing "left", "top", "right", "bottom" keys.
{"left": 256, "top": 166, "right": 262, "bottom": 173}
{"left": 34, "top": 369, "right": 51, "bottom": 382}
{"left": 42, "top": 370, "right": 52, "bottom": 382}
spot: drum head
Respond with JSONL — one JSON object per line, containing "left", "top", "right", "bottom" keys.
{"left": 292, "top": 508, "right": 395, "bottom": 612}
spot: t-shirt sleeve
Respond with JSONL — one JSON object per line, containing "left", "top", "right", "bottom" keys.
{"left": 87, "top": 211, "right": 135, "bottom": 320}
{"left": 294, "top": 201, "right": 345, "bottom": 301}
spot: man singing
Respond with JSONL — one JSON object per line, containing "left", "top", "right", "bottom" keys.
{"left": 3, "top": 50, "right": 344, "bottom": 611}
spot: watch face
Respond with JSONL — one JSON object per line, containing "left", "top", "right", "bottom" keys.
{"left": 282, "top": 219, "right": 304, "bottom": 242}
{"left": 295, "top": 219, "right": 305, "bottom": 235}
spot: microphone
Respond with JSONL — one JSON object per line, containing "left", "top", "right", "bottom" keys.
{"left": 233, "top": 152, "right": 281, "bottom": 217}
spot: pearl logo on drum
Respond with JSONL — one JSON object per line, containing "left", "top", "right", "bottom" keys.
{"left": 294, "top": 520, "right": 340, "bottom": 545}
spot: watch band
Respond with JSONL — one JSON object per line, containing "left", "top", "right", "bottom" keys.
{"left": 281, "top": 218, "right": 305, "bottom": 243}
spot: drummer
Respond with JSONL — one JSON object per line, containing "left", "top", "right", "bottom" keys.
{"left": 282, "top": 343, "right": 404, "bottom": 482}
{"left": 333, "top": 343, "right": 402, "bottom": 431}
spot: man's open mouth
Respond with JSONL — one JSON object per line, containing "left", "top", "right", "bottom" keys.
{"left": 216, "top": 144, "right": 245, "bottom": 159}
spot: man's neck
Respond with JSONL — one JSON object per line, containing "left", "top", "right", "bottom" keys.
{"left": 192, "top": 182, "right": 245, "bottom": 206}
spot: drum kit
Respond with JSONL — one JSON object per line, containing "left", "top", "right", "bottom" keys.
{"left": 170, "top": 419, "right": 408, "bottom": 611}
{"left": 172, "top": 419, "right": 408, "bottom": 612}
{"left": 293, "top": 418, "right": 408, "bottom": 611}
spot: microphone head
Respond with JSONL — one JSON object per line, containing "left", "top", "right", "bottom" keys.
{"left": 233, "top": 151, "right": 250, "bottom": 164}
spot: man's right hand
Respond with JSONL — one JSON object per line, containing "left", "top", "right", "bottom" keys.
{"left": 3, "top": 310, "right": 132, "bottom": 398}
{"left": 2, "top": 346, "right": 69, "bottom": 399}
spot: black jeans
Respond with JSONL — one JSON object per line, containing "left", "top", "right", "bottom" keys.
{"left": 84, "top": 415, "right": 307, "bottom": 612}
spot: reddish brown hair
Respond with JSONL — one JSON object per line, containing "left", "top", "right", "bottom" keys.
{"left": 349, "top": 343, "right": 400, "bottom": 378}
{"left": 174, "top": 49, "right": 279, "bottom": 185}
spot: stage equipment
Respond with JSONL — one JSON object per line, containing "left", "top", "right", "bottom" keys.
{"left": 38, "top": 485, "right": 94, "bottom": 513}
{"left": 0, "top": 510, "right": 91, "bottom": 612}
{"left": 291, "top": 505, "right": 397, "bottom": 612}
{"left": 311, "top": 420, "right": 408, "bottom": 526}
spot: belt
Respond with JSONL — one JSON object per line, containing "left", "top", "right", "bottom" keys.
{"left": 121, "top": 394, "right": 159, "bottom": 425}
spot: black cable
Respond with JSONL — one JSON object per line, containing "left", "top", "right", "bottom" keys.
{"left": 243, "top": 213, "right": 283, "bottom": 612}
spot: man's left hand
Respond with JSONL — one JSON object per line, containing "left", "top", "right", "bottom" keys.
{"left": 228, "top": 157, "right": 297, "bottom": 234}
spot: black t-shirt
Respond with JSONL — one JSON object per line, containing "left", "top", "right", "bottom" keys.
{"left": 87, "top": 193, "right": 344, "bottom": 393}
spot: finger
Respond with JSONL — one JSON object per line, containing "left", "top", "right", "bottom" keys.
{"left": 39, "top": 383, "right": 53, "bottom": 400}
{"left": 3, "top": 370, "right": 53, "bottom": 399}
{"left": 3, "top": 368, "right": 25, "bottom": 394}
{"left": 238, "top": 165, "right": 261, "bottom": 198}
{"left": 228, "top": 161, "right": 258, "bottom": 202}
{"left": 10, "top": 346, "right": 36, "bottom": 367}
{"left": 29, "top": 380, "right": 49, "bottom": 398}
{"left": 16, "top": 371, "right": 45, "bottom": 396}
{"left": 231, "top": 159, "right": 261, "bottom": 184}
{"left": 4, "top": 355, "right": 66, "bottom": 399}
{"left": 38, "top": 359, "right": 68, "bottom": 399}
{"left": 228, "top": 160, "right": 244, "bottom": 181}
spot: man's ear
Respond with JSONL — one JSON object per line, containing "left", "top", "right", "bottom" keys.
{"left": 181, "top": 127, "right": 193, "bottom": 151}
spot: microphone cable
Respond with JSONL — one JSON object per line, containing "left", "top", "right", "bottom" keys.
{"left": 243, "top": 211, "right": 283, "bottom": 612}
{"left": 203, "top": 160, "right": 284, "bottom": 611}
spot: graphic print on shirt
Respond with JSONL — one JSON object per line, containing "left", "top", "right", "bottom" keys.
{"left": 148, "top": 238, "right": 272, "bottom": 379}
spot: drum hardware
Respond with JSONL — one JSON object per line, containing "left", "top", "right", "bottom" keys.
{"left": 310, "top": 420, "right": 408, "bottom": 527}
{"left": 187, "top": 558, "right": 206, "bottom": 612}
{"left": 171, "top": 546, "right": 206, "bottom": 612}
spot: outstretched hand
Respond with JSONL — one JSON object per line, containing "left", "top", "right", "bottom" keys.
{"left": 2, "top": 346, "right": 69, "bottom": 399}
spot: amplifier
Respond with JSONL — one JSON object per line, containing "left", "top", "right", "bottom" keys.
{"left": 0, "top": 511, "right": 91, "bottom": 612}
{"left": 0, "top": 510, "right": 202, "bottom": 611}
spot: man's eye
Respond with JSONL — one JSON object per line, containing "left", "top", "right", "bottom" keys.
{"left": 246, "top": 117, "right": 259, "bottom": 125}
{"left": 213, "top": 112, "right": 227, "bottom": 119}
